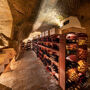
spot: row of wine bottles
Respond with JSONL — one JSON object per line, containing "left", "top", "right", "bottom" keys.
{"left": 21, "top": 40, "right": 31, "bottom": 50}
{"left": 38, "top": 46, "right": 59, "bottom": 63}
{"left": 38, "top": 35, "right": 60, "bottom": 43}
{"left": 37, "top": 47, "right": 59, "bottom": 81}
{"left": 41, "top": 57, "right": 59, "bottom": 74}
{"left": 65, "top": 33, "right": 88, "bottom": 89}
{"left": 32, "top": 43, "right": 38, "bottom": 54}
{"left": 38, "top": 42, "right": 59, "bottom": 51}
{"left": 32, "top": 32, "right": 88, "bottom": 90}
{"left": 66, "top": 74, "right": 88, "bottom": 89}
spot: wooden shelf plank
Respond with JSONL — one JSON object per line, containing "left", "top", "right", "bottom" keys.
{"left": 44, "top": 55, "right": 59, "bottom": 67}
{"left": 38, "top": 45, "right": 59, "bottom": 56}
{"left": 38, "top": 41, "right": 59, "bottom": 46}
{"left": 32, "top": 30, "right": 88, "bottom": 90}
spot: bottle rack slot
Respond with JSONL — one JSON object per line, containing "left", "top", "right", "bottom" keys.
{"left": 32, "top": 33, "right": 88, "bottom": 90}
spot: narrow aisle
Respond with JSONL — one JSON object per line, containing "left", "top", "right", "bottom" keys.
{"left": 0, "top": 51, "right": 61, "bottom": 90}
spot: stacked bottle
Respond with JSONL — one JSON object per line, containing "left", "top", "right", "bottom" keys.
{"left": 66, "top": 32, "right": 88, "bottom": 90}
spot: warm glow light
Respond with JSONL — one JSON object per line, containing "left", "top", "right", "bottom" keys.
{"left": 23, "top": 32, "right": 41, "bottom": 43}
{"left": 33, "top": 0, "right": 64, "bottom": 31}
{"left": 0, "top": 0, "right": 13, "bottom": 38}
{"left": 59, "top": 22, "right": 63, "bottom": 28}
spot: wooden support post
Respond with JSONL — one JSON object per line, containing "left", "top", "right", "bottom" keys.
{"left": 59, "top": 34, "right": 66, "bottom": 90}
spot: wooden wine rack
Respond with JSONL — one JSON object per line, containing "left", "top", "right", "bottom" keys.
{"left": 32, "top": 31, "right": 88, "bottom": 90}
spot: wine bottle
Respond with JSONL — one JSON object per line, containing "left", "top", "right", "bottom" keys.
{"left": 78, "top": 47, "right": 87, "bottom": 60}
{"left": 66, "top": 55, "right": 77, "bottom": 62}
{"left": 46, "top": 59, "right": 51, "bottom": 65}
{"left": 43, "top": 58, "right": 47, "bottom": 66}
{"left": 66, "top": 79, "right": 75, "bottom": 89}
{"left": 78, "top": 74, "right": 88, "bottom": 88}
{"left": 77, "top": 33, "right": 87, "bottom": 46}
{"left": 53, "top": 75, "right": 58, "bottom": 81}
{"left": 77, "top": 60, "right": 87, "bottom": 73}
{"left": 48, "top": 37, "right": 52, "bottom": 42}
{"left": 47, "top": 66, "right": 52, "bottom": 72}
{"left": 50, "top": 53, "right": 59, "bottom": 62}
{"left": 48, "top": 43, "right": 53, "bottom": 48}
{"left": 52, "top": 35, "right": 60, "bottom": 43}
{"left": 53, "top": 44, "right": 59, "bottom": 51}
{"left": 66, "top": 44, "right": 78, "bottom": 50}
{"left": 66, "top": 60, "right": 78, "bottom": 71}
{"left": 66, "top": 50, "right": 77, "bottom": 55}
{"left": 66, "top": 33, "right": 77, "bottom": 43}
{"left": 52, "top": 64, "right": 58, "bottom": 73}
{"left": 46, "top": 52, "right": 50, "bottom": 57}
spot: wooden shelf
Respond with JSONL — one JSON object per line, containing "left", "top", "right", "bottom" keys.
{"left": 46, "top": 66, "right": 59, "bottom": 80}
{"left": 38, "top": 41, "right": 59, "bottom": 46}
{"left": 44, "top": 55, "right": 59, "bottom": 67}
{"left": 32, "top": 29, "right": 88, "bottom": 90}
{"left": 38, "top": 45, "right": 59, "bottom": 56}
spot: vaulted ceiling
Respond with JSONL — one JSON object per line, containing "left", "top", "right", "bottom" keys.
{"left": 7, "top": 0, "right": 42, "bottom": 41}
{"left": 34, "top": 0, "right": 90, "bottom": 31}
{"left": 5, "top": 0, "right": 90, "bottom": 40}
{"left": 0, "top": 0, "right": 90, "bottom": 50}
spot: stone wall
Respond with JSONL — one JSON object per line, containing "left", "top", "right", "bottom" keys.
{"left": 0, "top": 0, "right": 13, "bottom": 38}
{"left": 7, "top": 0, "right": 42, "bottom": 58}
{"left": 7, "top": 0, "right": 42, "bottom": 41}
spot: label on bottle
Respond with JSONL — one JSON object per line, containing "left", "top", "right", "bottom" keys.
{"left": 50, "top": 28, "right": 55, "bottom": 35}
{"left": 45, "top": 30, "right": 48, "bottom": 36}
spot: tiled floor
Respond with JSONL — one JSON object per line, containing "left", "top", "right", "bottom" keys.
{"left": 0, "top": 51, "right": 61, "bottom": 90}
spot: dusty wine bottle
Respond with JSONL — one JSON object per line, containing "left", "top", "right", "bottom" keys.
{"left": 66, "top": 33, "right": 77, "bottom": 43}
{"left": 53, "top": 44, "right": 59, "bottom": 51}
{"left": 52, "top": 64, "right": 58, "bottom": 73}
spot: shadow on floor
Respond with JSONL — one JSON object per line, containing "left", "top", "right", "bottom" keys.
{"left": 0, "top": 83, "right": 12, "bottom": 90}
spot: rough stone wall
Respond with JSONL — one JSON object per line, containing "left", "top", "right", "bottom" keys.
{"left": 6, "top": 0, "right": 42, "bottom": 58}
{"left": 7, "top": 0, "right": 41, "bottom": 41}
{"left": 6, "top": 0, "right": 41, "bottom": 55}
{"left": 0, "top": 0, "right": 13, "bottom": 38}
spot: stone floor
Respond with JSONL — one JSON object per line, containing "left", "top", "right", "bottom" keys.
{"left": 0, "top": 84, "right": 12, "bottom": 90}
{"left": 0, "top": 50, "right": 90, "bottom": 90}
{"left": 0, "top": 51, "right": 61, "bottom": 90}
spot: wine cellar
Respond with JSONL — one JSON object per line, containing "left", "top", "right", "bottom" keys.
{"left": 32, "top": 27, "right": 88, "bottom": 90}
{"left": 0, "top": 0, "right": 90, "bottom": 90}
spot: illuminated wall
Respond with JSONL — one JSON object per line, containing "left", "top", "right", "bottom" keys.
{"left": 0, "top": 0, "right": 13, "bottom": 38}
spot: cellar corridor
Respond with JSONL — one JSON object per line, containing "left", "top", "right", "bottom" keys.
{"left": 0, "top": 51, "right": 61, "bottom": 90}
{"left": 0, "top": 0, "right": 90, "bottom": 90}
